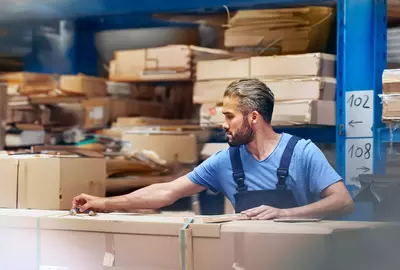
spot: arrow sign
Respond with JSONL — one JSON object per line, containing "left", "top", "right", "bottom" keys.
{"left": 356, "top": 166, "right": 370, "bottom": 173}
{"left": 348, "top": 120, "right": 363, "bottom": 127}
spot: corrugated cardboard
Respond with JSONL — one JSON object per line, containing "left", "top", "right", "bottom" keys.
{"left": 0, "top": 209, "right": 67, "bottom": 270}
{"left": 1, "top": 210, "right": 399, "bottom": 270}
{"left": 196, "top": 58, "right": 250, "bottom": 81}
{"left": 82, "top": 97, "right": 139, "bottom": 129}
{"left": 109, "top": 45, "right": 239, "bottom": 82}
{"left": 0, "top": 156, "right": 106, "bottom": 209}
{"left": 224, "top": 7, "right": 335, "bottom": 54}
{"left": 59, "top": 74, "right": 107, "bottom": 97}
{"left": 0, "top": 72, "right": 53, "bottom": 83}
{"left": 0, "top": 158, "right": 19, "bottom": 208}
{"left": 266, "top": 77, "right": 336, "bottom": 101}
{"left": 18, "top": 81, "right": 57, "bottom": 96}
{"left": 272, "top": 100, "right": 336, "bottom": 126}
{"left": 5, "top": 130, "right": 45, "bottom": 147}
{"left": 190, "top": 220, "right": 400, "bottom": 270}
{"left": 199, "top": 104, "right": 224, "bottom": 127}
{"left": 382, "top": 94, "right": 400, "bottom": 119}
{"left": 383, "top": 69, "right": 400, "bottom": 94}
{"left": 106, "top": 81, "right": 132, "bottom": 96}
{"left": 251, "top": 53, "right": 336, "bottom": 78}
{"left": 0, "top": 210, "right": 187, "bottom": 270}
{"left": 122, "top": 133, "right": 198, "bottom": 164}
{"left": 196, "top": 53, "right": 335, "bottom": 82}
{"left": 199, "top": 100, "right": 335, "bottom": 127}
{"left": 194, "top": 77, "right": 336, "bottom": 104}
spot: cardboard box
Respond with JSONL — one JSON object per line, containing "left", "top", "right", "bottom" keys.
{"left": 196, "top": 58, "right": 250, "bottom": 81}
{"left": 265, "top": 77, "right": 336, "bottom": 101}
{"left": 189, "top": 219, "right": 400, "bottom": 270}
{"left": 224, "top": 7, "right": 335, "bottom": 54}
{"left": 251, "top": 53, "right": 336, "bottom": 78}
{"left": 0, "top": 72, "right": 53, "bottom": 83}
{"left": 194, "top": 77, "right": 336, "bottom": 104}
{"left": 122, "top": 133, "right": 198, "bottom": 164}
{"left": 1, "top": 210, "right": 399, "bottom": 270}
{"left": 109, "top": 45, "right": 237, "bottom": 82}
{"left": 6, "top": 130, "right": 45, "bottom": 147}
{"left": 196, "top": 53, "right": 335, "bottom": 81}
{"left": 106, "top": 81, "right": 132, "bottom": 96}
{"left": 0, "top": 210, "right": 187, "bottom": 270}
{"left": 82, "top": 97, "right": 137, "bottom": 129}
{"left": 272, "top": 100, "right": 336, "bottom": 126}
{"left": 0, "top": 159, "right": 19, "bottom": 208}
{"left": 0, "top": 156, "right": 106, "bottom": 209}
{"left": 383, "top": 69, "right": 400, "bottom": 94}
{"left": 382, "top": 94, "right": 400, "bottom": 119}
{"left": 199, "top": 104, "right": 224, "bottom": 127}
{"left": 199, "top": 100, "right": 335, "bottom": 127}
{"left": 0, "top": 209, "right": 67, "bottom": 269}
{"left": 0, "top": 72, "right": 56, "bottom": 96}
{"left": 59, "top": 74, "right": 107, "bottom": 97}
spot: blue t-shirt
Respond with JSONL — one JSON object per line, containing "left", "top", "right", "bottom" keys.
{"left": 187, "top": 133, "right": 342, "bottom": 208}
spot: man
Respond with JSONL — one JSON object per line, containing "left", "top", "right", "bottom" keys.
{"left": 72, "top": 78, "right": 354, "bottom": 220}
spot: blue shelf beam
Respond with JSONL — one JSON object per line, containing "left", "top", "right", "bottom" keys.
{"left": 336, "top": 0, "right": 387, "bottom": 186}
{"left": 0, "top": 0, "right": 335, "bottom": 23}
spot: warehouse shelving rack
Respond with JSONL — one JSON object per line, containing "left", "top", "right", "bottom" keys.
{"left": 0, "top": 0, "right": 388, "bottom": 193}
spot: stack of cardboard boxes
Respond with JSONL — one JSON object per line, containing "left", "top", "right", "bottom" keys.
{"left": 0, "top": 154, "right": 106, "bottom": 210}
{"left": 196, "top": 53, "right": 336, "bottom": 127}
{"left": 101, "top": 45, "right": 242, "bottom": 166}
{"left": 223, "top": 7, "right": 335, "bottom": 55}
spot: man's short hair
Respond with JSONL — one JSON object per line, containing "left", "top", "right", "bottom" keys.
{"left": 224, "top": 78, "right": 275, "bottom": 123}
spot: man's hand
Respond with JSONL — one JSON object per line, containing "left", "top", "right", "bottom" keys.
{"left": 241, "top": 205, "right": 288, "bottom": 220}
{"left": 72, "top": 193, "right": 107, "bottom": 212}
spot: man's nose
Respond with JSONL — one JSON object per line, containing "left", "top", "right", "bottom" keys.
{"left": 222, "top": 122, "right": 229, "bottom": 130}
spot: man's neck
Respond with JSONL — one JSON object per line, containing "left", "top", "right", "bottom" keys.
{"left": 246, "top": 125, "right": 281, "bottom": 161}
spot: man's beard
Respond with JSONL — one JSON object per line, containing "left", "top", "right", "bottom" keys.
{"left": 226, "top": 119, "right": 254, "bottom": 147}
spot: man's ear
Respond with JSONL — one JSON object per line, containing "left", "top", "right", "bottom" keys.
{"left": 250, "top": 111, "right": 258, "bottom": 124}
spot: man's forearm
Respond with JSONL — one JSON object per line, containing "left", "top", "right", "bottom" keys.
{"left": 283, "top": 193, "right": 354, "bottom": 219}
{"left": 104, "top": 183, "right": 175, "bottom": 211}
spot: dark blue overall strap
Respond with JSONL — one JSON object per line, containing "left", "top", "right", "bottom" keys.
{"left": 229, "top": 147, "right": 247, "bottom": 192}
{"left": 276, "top": 135, "right": 302, "bottom": 189}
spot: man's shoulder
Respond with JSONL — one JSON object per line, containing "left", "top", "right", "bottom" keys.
{"left": 203, "top": 146, "right": 231, "bottom": 163}
{"left": 284, "top": 133, "right": 318, "bottom": 155}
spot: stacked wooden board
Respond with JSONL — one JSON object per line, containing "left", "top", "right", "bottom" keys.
{"left": 195, "top": 53, "right": 336, "bottom": 127}
{"left": 0, "top": 209, "right": 399, "bottom": 270}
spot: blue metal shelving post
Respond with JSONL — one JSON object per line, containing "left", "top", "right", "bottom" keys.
{"left": 336, "top": 0, "right": 387, "bottom": 194}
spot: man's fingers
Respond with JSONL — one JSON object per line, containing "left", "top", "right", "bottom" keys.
{"left": 72, "top": 193, "right": 90, "bottom": 208}
{"left": 243, "top": 205, "right": 269, "bottom": 217}
{"left": 252, "top": 209, "right": 274, "bottom": 220}
{"left": 79, "top": 202, "right": 91, "bottom": 212}
{"left": 255, "top": 211, "right": 278, "bottom": 220}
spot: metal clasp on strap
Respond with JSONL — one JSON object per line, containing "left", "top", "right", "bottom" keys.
{"left": 233, "top": 172, "right": 247, "bottom": 192}
{"left": 276, "top": 168, "right": 288, "bottom": 190}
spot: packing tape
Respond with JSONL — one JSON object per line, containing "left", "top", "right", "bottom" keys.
{"left": 36, "top": 216, "right": 41, "bottom": 270}
{"left": 180, "top": 217, "right": 194, "bottom": 270}
{"left": 232, "top": 232, "right": 245, "bottom": 270}
{"left": 103, "top": 234, "right": 116, "bottom": 267}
